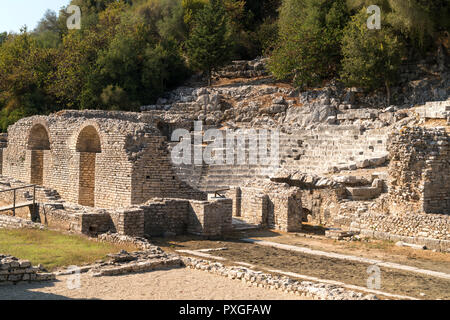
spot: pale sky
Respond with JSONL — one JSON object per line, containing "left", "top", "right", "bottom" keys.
{"left": 0, "top": 0, "right": 70, "bottom": 33}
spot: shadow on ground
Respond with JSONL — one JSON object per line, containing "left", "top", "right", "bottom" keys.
{"left": 0, "top": 280, "right": 78, "bottom": 300}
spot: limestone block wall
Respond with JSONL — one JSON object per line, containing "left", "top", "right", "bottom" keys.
{"left": 236, "top": 183, "right": 303, "bottom": 232}
{"left": 331, "top": 199, "right": 450, "bottom": 251}
{"left": 131, "top": 135, "right": 207, "bottom": 203}
{"left": 78, "top": 152, "right": 96, "bottom": 207}
{"left": 2, "top": 111, "right": 206, "bottom": 209}
{"left": 300, "top": 188, "right": 346, "bottom": 226}
{"left": 225, "top": 187, "right": 241, "bottom": 217}
{"left": 109, "top": 209, "right": 144, "bottom": 237}
{"left": 0, "top": 214, "right": 42, "bottom": 230}
{"left": 240, "top": 188, "right": 269, "bottom": 226}
{"left": 140, "top": 199, "right": 190, "bottom": 236}
{"left": 38, "top": 205, "right": 82, "bottom": 232}
{"left": 388, "top": 127, "right": 450, "bottom": 215}
{"left": 267, "top": 189, "right": 302, "bottom": 232}
{"left": 0, "top": 255, "right": 55, "bottom": 285}
{"left": 187, "top": 198, "right": 233, "bottom": 237}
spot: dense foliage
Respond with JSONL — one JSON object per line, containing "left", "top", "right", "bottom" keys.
{"left": 0, "top": 0, "right": 278, "bottom": 131}
{"left": 0, "top": 0, "right": 448, "bottom": 130}
{"left": 269, "top": 0, "right": 449, "bottom": 92}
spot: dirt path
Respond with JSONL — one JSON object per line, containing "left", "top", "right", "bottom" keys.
{"left": 242, "top": 238, "right": 450, "bottom": 280}
{"left": 247, "top": 230, "right": 450, "bottom": 274}
{"left": 152, "top": 237, "right": 450, "bottom": 300}
{"left": 0, "top": 268, "right": 307, "bottom": 300}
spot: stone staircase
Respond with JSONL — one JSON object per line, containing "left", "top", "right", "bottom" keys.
{"left": 280, "top": 126, "right": 389, "bottom": 174}
{"left": 23, "top": 187, "right": 62, "bottom": 203}
{"left": 169, "top": 124, "right": 390, "bottom": 192}
{"left": 415, "top": 98, "right": 450, "bottom": 120}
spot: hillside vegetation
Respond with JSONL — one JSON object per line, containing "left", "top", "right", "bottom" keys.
{"left": 0, "top": 0, "right": 448, "bottom": 131}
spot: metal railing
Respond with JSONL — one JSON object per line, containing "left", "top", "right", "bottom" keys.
{"left": 212, "top": 188, "right": 230, "bottom": 198}
{"left": 0, "top": 184, "right": 37, "bottom": 217}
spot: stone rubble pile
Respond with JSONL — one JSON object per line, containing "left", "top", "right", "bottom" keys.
{"left": 55, "top": 247, "right": 183, "bottom": 278}
{"left": 0, "top": 254, "right": 55, "bottom": 285}
{"left": 141, "top": 56, "right": 448, "bottom": 132}
{"left": 89, "top": 250, "right": 183, "bottom": 277}
{"left": 213, "top": 58, "right": 269, "bottom": 79}
{"left": 97, "top": 232, "right": 157, "bottom": 250}
{"left": 181, "top": 257, "right": 378, "bottom": 300}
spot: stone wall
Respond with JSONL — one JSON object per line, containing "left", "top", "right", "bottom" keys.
{"left": 1, "top": 110, "right": 206, "bottom": 209}
{"left": 140, "top": 199, "right": 190, "bottom": 236}
{"left": 0, "top": 214, "right": 43, "bottom": 230}
{"left": 332, "top": 198, "right": 450, "bottom": 251}
{"left": 235, "top": 182, "right": 303, "bottom": 232}
{"left": 240, "top": 188, "right": 269, "bottom": 226}
{"left": 388, "top": 127, "right": 450, "bottom": 215}
{"left": 0, "top": 255, "right": 55, "bottom": 285}
{"left": 187, "top": 198, "right": 233, "bottom": 237}
{"left": 109, "top": 209, "right": 145, "bottom": 237}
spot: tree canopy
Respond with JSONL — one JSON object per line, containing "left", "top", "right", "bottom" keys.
{"left": 0, "top": 0, "right": 448, "bottom": 131}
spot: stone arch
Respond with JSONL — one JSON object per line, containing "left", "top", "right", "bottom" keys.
{"left": 76, "top": 125, "right": 102, "bottom": 207}
{"left": 27, "top": 123, "right": 51, "bottom": 185}
{"left": 27, "top": 124, "right": 50, "bottom": 151}
{"left": 76, "top": 125, "right": 102, "bottom": 153}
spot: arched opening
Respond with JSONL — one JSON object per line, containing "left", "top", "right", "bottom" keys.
{"left": 27, "top": 124, "right": 50, "bottom": 185}
{"left": 76, "top": 126, "right": 101, "bottom": 207}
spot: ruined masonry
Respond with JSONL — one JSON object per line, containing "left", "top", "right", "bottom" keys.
{"left": 0, "top": 59, "right": 449, "bottom": 250}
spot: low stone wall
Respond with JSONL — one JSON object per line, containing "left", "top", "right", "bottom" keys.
{"left": 110, "top": 209, "right": 144, "bottom": 237}
{"left": 0, "top": 214, "right": 44, "bottom": 230}
{"left": 97, "top": 232, "right": 156, "bottom": 250}
{"left": 182, "top": 257, "right": 377, "bottom": 300}
{"left": 332, "top": 200, "right": 450, "bottom": 251}
{"left": 0, "top": 255, "right": 55, "bottom": 285}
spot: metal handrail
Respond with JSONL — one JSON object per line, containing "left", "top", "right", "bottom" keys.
{"left": 212, "top": 188, "right": 230, "bottom": 198}
{"left": 0, "top": 184, "right": 37, "bottom": 217}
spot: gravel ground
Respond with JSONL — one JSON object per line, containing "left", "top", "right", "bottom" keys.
{"left": 0, "top": 267, "right": 307, "bottom": 300}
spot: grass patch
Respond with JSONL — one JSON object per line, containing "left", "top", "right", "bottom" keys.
{"left": 0, "top": 229, "right": 138, "bottom": 271}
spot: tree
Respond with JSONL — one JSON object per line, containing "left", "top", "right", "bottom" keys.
{"left": 340, "top": 9, "right": 404, "bottom": 106}
{"left": 347, "top": 0, "right": 445, "bottom": 49}
{"left": 268, "top": 0, "right": 349, "bottom": 88}
{"left": 186, "top": 0, "right": 232, "bottom": 86}
{"left": 0, "top": 29, "right": 58, "bottom": 131}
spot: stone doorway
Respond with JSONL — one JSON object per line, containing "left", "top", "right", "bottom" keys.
{"left": 76, "top": 126, "right": 101, "bottom": 207}
{"left": 27, "top": 124, "right": 51, "bottom": 186}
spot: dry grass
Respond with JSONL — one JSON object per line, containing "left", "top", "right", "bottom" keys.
{"left": 0, "top": 229, "right": 138, "bottom": 271}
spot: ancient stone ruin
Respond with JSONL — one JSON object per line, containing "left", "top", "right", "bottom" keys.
{"left": 0, "top": 58, "right": 449, "bottom": 251}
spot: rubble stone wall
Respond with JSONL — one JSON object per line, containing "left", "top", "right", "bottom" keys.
{"left": 0, "top": 214, "right": 43, "bottom": 230}
{"left": 333, "top": 201, "right": 450, "bottom": 251}
{"left": 0, "top": 255, "right": 55, "bottom": 285}
{"left": 388, "top": 127, "right": 450, "bottom": 215}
